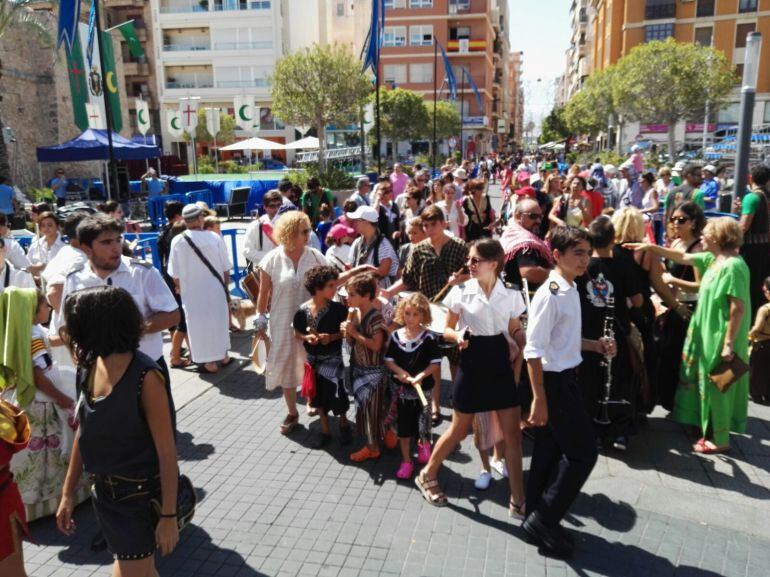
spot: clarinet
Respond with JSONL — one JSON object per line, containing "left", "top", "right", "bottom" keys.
{"left": 594, "top": 297, "right": 615, "bottom": 425}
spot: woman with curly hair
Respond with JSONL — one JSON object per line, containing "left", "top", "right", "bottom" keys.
{"left": 256, "top": 212, "right": 372, "bottom": 435}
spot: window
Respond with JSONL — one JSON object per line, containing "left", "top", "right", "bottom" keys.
{"left": 763, "top": 101, "right": 770, "bottom": 123}
{"left": 449, "top": 0, "right": 470, "bottom": 11}
{"left": 735, "top": 23, "right": 756, "bottom": 48}
{"left": 384, "top": 0, "right": 405, "bottom": 8}
{"left": 645, "top": 23, "right": 674, "bottom": 42}
{"left": 383, "top": 26, "right": 407, "bottom": 47}
{"left": 718, "top": 102, "right": 740, "bottom": 124}
{"left": 383, "top": 64, "right": 407, "bottom": 85}
{"left": 696, "top": 0, "right": 714, "bottom": 17}
{"left": 336, "top": 2, "right": 344, "bottom": 16}
{"left": 694, "top": 27, "right": 713, "bottom": 47}
{"left": 449, "top": 26, "right": 471, "bottom": 40}
{"left": 409, "top": 63, "right": 433, "bottom": 83}
{"left": 645, "top": 0, "right": 675, "bottom": 20}
{"left": 409, "top": 0, "right": 432, "bottom": 6}
{"left": 410, "top": 25, "right": 433, "bottom": 46}
{"left": 739, "top": 0, "right": 758, "bottom": 13}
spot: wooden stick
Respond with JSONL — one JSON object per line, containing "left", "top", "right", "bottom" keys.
{"left": 414, "top": 383, "right": 428, "bottom": 407}
{"left": 431, "top": 265, "right": 469, "bottom": 304}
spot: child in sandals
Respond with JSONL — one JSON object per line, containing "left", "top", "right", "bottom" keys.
{"left": 384, "top": 293, "right": 441, "bottom": 479}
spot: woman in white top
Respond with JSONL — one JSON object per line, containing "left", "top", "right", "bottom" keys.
{"left": 255, "top": 211, "right": 373, "bottom": 435}
{"left": 28, "top": 212, "right": 65, "bottom": 275}
{"left": 435, "top": 183, "right": 466, "bottom": 238}
{"left": 415, "top": 239, "right": 527, "bottom": 517}
{"left": 346, "top": 205, "right": 399, "bottom": 287}
{"left": 243, "top": 190, "right": 281, "bottom": 267}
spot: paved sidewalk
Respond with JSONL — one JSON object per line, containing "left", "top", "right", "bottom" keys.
{"left": 22, "top": 326, "right": 770, "bottom": 577}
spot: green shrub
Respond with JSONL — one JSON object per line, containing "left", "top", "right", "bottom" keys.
{"left": 27, "top": 187, "right": 54, "bottom": 203}
{"left": 304, "top": 163, "right": 355, "bottom": 190}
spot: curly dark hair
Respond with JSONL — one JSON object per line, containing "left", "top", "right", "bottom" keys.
{"left": 303, "top": 265, "right": 339, "bottom": 295}
{"left": 61, "top": 286, "right": 143, "bottom": 367}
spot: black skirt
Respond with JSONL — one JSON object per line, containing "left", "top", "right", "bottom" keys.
{"left": 452, "top": 334, "right": 519, "bottom": 413}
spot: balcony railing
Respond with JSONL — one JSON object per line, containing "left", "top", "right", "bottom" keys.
{"left": 447, "top": 39, "right": 486, "bottom": 53}
{"left": 160, "top": 1, "right": 209, "bottom": 13}
{"left": 166, "top": 75, "right": 214, "bottom": 89}
{"left": 163, "top": 37, "right": 211, "bottom": 51}
{"left": 216, "top": 79, "right": 269, "bottom": 88}
{"left": 213, "top": 41, "right": 273, "bottom": 50}
{"left": 645, "top": 2, "right": 675, "bottom": 19}
{"left": 160, "top": 0, "right": 270, "bottom": 13}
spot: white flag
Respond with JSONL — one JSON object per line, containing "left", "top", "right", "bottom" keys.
{"left": 166, "top": 108, "right": 183, "bottom": 139}
{"left": 179, "top": 100, "right": 198, "bottom": 132}
{"left": 85, "top": 102, "right": 104, "bottom": 129}
{"left": 233, "top": 95, "right": 256, "bottom": 134}
{"left": 205, "top": 107, "right": 221, "bottom": 137}
{"left": 136, "top": 99, "right": 151, "bottom": 135}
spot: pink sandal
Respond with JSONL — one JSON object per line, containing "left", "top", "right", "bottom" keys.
{"left": 396, "top": 461, "right": 414, "bottom": 479}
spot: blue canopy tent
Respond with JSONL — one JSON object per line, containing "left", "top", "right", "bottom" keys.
{"left": 36, "top": 128, "right": 160, "bottom": 162}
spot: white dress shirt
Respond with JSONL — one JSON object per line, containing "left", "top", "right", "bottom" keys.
{"left": 3, "top": 237, "right": 31, "bottom": 270}
{"left": 0, "top": 262, "right": 35, "bottom": 291}
{"left": 60, "top": 256, "right": 178, "bottom": 360}
{"left": 444, "top": 278, "right": 525, "bottom": 336}
{"left": 28, "top": 234, "right": 66, "bottom": 266}
{"left": 524, "top": 270, "right": 582, "bottom": 372}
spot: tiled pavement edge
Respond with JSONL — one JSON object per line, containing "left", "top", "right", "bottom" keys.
{"left": 22, "top": 328, "right": 770, "bottom": 577}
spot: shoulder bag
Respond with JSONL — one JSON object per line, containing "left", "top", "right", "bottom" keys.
{"left": 183, "top": 233, "right": 230, "bottom": 303}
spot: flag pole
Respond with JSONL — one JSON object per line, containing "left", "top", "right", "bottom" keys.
{"left": 375, "top": 71, "right": 381, "bottom": 174}
{"left": 94, "top": 0, "right": 117, "bottom": 201}
{"left": 460, "top": 68, "right": 466, "bottom": 161}
{"left": 432, "top": 41, "right": 437, "bottom": 176}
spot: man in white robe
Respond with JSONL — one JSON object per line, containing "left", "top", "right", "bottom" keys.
{"left": 168, "top": 204, "right": 232, "bottom": 373}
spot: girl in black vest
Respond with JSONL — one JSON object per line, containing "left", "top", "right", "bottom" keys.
{"left": 56, "top": 286, "right": 179, "bottom": 572}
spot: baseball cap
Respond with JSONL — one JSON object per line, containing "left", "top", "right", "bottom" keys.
{"left": 703, "top": 164, "right": 717, "bottom": 174}
{"left": 516, "top": 171, "right": 531, "bottom": 183}
{"left": 515, "top": 186, "right": 537, "bottom": 198}
{"left": 328, "top": 223, "right": 355, "bottom": 240}
{"left": 347, "top": 205, "right": 379, "bottom": 223}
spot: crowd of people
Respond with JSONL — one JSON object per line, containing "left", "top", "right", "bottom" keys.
{"left": 0, "top": 148, "right": 769, "bottom": 573}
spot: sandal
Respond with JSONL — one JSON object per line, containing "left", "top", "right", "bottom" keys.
{"left": 170, "top": 358, "right": 193, "bottom": 369}
{"left": 280, "top": 413, "right": 299, "bottom": 435}
{"left": 509, "top": 499, "right": 526, "bottom": 520}
{"left": 693, "top": 439, "right": 729, "bottom": 454}
{"left": 431, "top": 411, "right": 442, "bottom": 427}
{"left": 220, "top": 357, "right": 234, "bottom": 367}
{"left": 415, "top": 470, "right": 447, "bottom": 507}
{"left": 350, "top": 446, "right": 381, "bottom": 462}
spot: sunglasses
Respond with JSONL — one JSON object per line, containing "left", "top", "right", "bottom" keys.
{"left": 521, "top": 212, "right": 543, "bottom": 220}
{"left": 467, "top": 257, "right": 488, "bottom": 266}
{"left": 670, "top": 216, "right": 690, "bottom": 225}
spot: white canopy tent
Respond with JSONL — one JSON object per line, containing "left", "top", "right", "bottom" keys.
{"left": 283, "top": 136, "right": 320, "bottom": 150}
{"left": 219, "top": 137, "right": 286, "bottom": 151}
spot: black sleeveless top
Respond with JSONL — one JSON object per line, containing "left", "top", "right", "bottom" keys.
{"left": 77, "top": 352, "right": 164, "bottom": 477}
{"left": 669, "top": 239, "right": 700, "bottom": 282}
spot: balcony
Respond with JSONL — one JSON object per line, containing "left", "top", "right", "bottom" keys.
{"left": 163, "top": 36, "right": 211, "bottom": 52}
{"left": 160, "top": 0, "right": 210, "bottom": 13}
{"left": 165, "top": 73, "right": 214, "bottom": 89}
{"left": 216, "top": 79, "right": 269, "bottom": 88}
{"left": 448, "top": 0, "right": 470, "bottom": 13}
{"left": 645, "top": 1, "right": 675, "bottom": 20}
{"left": 447, "top": 39, "right": 486, "bottom": 53}
{"left": 123, "top": 61, "right": 150, "bottom": 76}
{"left": 212, "top": 41, "right": 273, "bottom": 50}
{"left": 104, "top": 0, "right": 144, "bottom": 7}
{"left": 212, "top": 0, "right": 271, "bottom": 11}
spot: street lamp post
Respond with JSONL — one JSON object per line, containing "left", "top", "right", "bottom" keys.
{"left": 733, "top": 32, "right": 762, "bottom": 205}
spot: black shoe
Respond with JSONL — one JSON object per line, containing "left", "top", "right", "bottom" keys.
{"left": 313, "top": 433, "right": 332, "bottom": 450}
{"left": 90, "top": 530, "right": 108, "bottom": 552}
{"left": 522, "top": 511, "right": 573, "bottom": 559}
{"left": 339, "top": 425, "right": 353, "bottom": 446}
{"left": 556, "top": 524, "right": 575, "bottom": 547}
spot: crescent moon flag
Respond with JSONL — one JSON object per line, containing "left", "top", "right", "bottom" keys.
{"left": 136, "top": 99, "right": 151, "bottom": 135}
{"left": 166, "top": 109, "right": 184, "bottom": 139}
{"left": 233, "top": 95, "right": 256, "bottom": 135}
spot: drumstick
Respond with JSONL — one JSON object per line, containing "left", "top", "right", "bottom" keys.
{"left": 329, "top": 253, "right": 349, "bottom": 270}
{"left": 414, "top": 382, "right": 428, "bottom": 407}
{"left": 431, "top": 265, "right": 470, "bottom": 304}
{"left": 522, "top": 278, "right": 532, "bottom": 312}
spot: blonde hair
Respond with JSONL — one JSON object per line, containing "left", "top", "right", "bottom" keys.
{"left": 274, "top": 211, "right": 311, "bottom": 251}
{"left": 703, "top": 217, "right": 743, "bottom": 251}
{"left": 203, "top": 216, "right": 221, "bottom": 231}
{"left": 612, "top": 207, "right": 646, "bottom": 244}
{"left": 394, "top": 292, "right": 432, "bottom": 326}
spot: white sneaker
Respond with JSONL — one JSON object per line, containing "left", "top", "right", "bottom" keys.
{"left": 474, "top": 470, "right": 492, "bottom": 490}
{"left": 491, "top": 459, "right": 508, "bottom": 478}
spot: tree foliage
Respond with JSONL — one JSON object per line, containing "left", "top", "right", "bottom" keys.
{"left": 195, "top": 109, "right": 236, "bottom": 145}
{"left": 538, "top": 106, "right": 570, "bottom": 144}
{"left": 426, "top": 100, "right": 461, "bottom": 141}
{"left": 564, "top": 66, "right": 619, "bottom": 136}
{"left": 271, "top": 43, "right": 370, "bottom": 172}
{"left": 372, "top": 87, "right": 430, "bottom": 161}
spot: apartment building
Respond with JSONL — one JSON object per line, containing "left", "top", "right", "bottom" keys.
{"left": 563, "top": 0, "right": 593, "bottom": 102}
{"left": 587, "top": 0, "right": 770, "bottom": 147}
{"left": 378, "top": 0, "right": 517, "bottom": 156}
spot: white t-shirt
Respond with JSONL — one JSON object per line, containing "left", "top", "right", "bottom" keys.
{"left": 444, "top": 278, "right": 525, "bottom": 336}
{"left": 326, "top": 244, "right": 351, "bottom": 271}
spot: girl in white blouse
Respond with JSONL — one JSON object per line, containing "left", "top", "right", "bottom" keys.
{"left": 415, "top": 239, "right": 526, "bottom": 517}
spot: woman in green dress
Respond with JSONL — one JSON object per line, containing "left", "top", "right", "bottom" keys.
{"left": 630, "top": 217, "right": 751, "bottom": 454}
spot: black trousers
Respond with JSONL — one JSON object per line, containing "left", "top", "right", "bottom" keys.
{"left": 526, "top": 369, "right": 598, "bottom": 528}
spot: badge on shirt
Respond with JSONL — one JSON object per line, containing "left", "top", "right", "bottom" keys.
{"left": 549, "top": 281, "right": 559, "bottom": 295}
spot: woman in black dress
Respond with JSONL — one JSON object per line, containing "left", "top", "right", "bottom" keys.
{"left": 56, "top": 286, "right": 179, "bottom": 573}
{"left": 415, "top": 239, "right": 527, "bottom": 517}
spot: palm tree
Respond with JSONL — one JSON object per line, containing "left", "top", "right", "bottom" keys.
{"left": 0, "top": 0, "right": 52, "bottom": 185}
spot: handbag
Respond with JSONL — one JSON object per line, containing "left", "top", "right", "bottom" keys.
{"left": 150, "top": 474, "right": 197, "bottom": 532}
{"left": 301, "top": 361, "right": 317, "bottom": 399}
{"left": 709, "top": 355, "right": 750, "bottom": 393}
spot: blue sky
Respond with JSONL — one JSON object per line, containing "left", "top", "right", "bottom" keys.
{"left": 508, "top": 0, "right": 571, "bottom": 129}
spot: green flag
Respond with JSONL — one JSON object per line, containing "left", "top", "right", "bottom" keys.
{"left": 115, "top": 20, "right": 144, "bottom": 58}
{"left": 66, "top": 33, "right": 89, "bottom": 131}
{"left": 100, "top": 30, "right": 123, "bottom": 132}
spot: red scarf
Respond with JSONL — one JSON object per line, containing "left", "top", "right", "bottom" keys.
{"left": 500, "top": 222, "right": 554, "bottom": 265}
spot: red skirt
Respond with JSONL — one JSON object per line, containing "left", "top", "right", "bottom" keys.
{"left": 0, "top": 473, "right": 31, "bottom": 562}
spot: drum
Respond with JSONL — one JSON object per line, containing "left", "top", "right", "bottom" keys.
{"left": 241, "top": 270, "right": 260, "bottom": 303}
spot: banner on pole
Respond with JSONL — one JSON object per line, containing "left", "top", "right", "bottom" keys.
{"left": 233, "top": 95, "right": 257, "bottom": 134}
{"left": 166, "top": 108, "right": 184, "bottom": 139}
{"left": 136, "top": 99, "right": 151, "bottom": 135}
{"left": 205, "top": 108, "right": 221, "bottom": 137}
{"left": 179, "top": 100, "right": 199, "bottom": 132}
{"left": 57, "top": 0, "right": 82, "bottom": 52}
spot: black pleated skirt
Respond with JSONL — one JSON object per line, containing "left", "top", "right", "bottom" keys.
{"left": 452, "top": 334, "right": 519, "bottom": 413}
